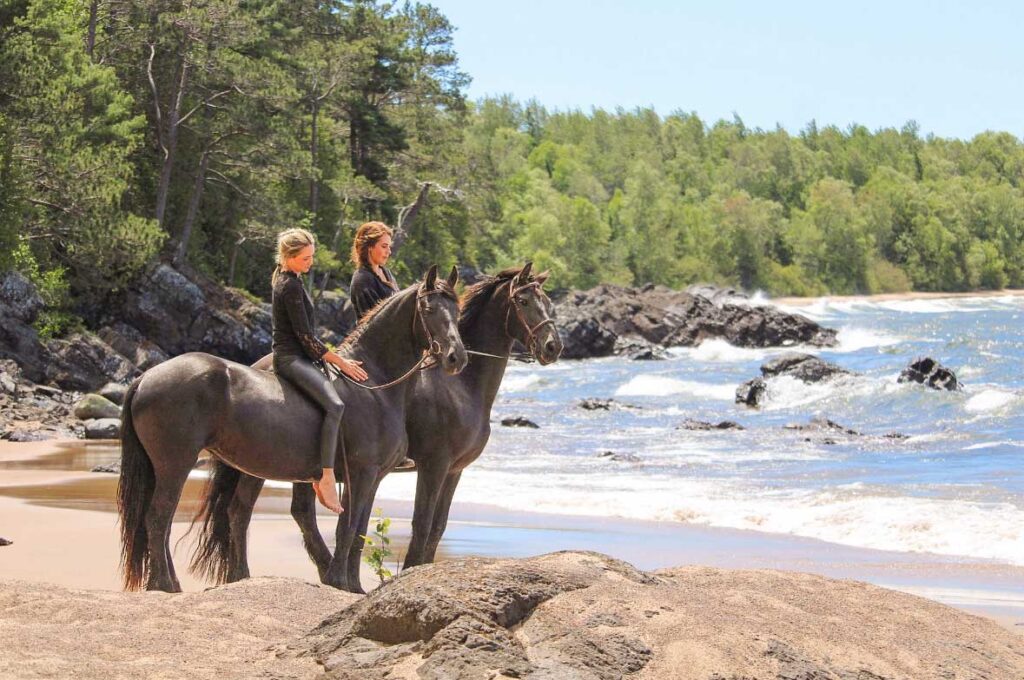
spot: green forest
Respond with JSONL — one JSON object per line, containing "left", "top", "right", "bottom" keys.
{"left": 4, "top": 0, "right": 1024, "bottom": 338}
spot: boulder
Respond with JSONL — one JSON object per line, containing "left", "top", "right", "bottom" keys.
{"left": 735, "top": 377, "right": 766, "bottom": 407}
{"left": 0, "top": 538, "right": 11, "bottom": 546}
{"left": 0, "top": 270, "right": 44, "bottom": 323}
{"left": 119, "top": 263, "right": 272, "bottom": 364}
{"left": 760, "top": 352, "right": 850, "bottom": 383}
{"left": 91, "top": 461, "right": 121, "bottom": 473}
{"left": 678, "top": 419, "right": 744, "bottom": 431}
{"left": 98, "top": 382, "right": 130, "bottom": 405}
{"left": 500, "top": 416, "right": 539, "bottom": 429}
{"left": 555, "top": 284, "right": 837, "bottom": 360}
{"left": 46, "top": 332, "right": 139, "bottom": 391}
{"left": 84, "top": 418, "right": 121, "bottom": 440}
{"left": 96, "top": 322, "right": 170, "bottom": 371}
{"left": 597, "top": 450, "right": 641, "bottom": 462}
{"left": 898, "top": 357, "right": 960, "bottom": 391}
{"left": 289, "top": 551, "right": 1024, "bottom": 680}
{"left": 73, "top": 394, "right": 121, "bottom": 420}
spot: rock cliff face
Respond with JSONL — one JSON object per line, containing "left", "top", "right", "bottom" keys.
{"left": 554, "top": 284, "right": 837, "bottom": 359}
{"left": 288, "top": 551, "right": 1024, "bottom": 680}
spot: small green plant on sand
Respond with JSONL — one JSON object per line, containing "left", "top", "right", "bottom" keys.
{"left": 362, "top": 508, "right": 393, "bottom": 585}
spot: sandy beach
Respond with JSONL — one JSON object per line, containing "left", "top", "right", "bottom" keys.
{"left": 1, "top": 439, "right": 1022, "bottom": 634}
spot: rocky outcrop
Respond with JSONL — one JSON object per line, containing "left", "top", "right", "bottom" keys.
{"left": 288, "top": 551, "right": 1024, "bottom": 680}
{"left": 555, "top": 284, "right": 837, "bottom": 359}
{"left": 737, "top": 353, "right": 850, "bottom": 407}
{"left": 500, "top": 416, "right": 539, "bottom": 428}
{"left": 898, "top": 356, "right": 960, "bottom": 391}
{"left": 0, "top": 360, "right": 82, "bottom": 441}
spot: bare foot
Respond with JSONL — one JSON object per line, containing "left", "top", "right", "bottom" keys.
{"left": 314, "top": 468, "right": 343, "bottom": 514}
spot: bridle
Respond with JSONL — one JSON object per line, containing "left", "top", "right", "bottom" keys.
{"left": 330, "top": 285, "right": 454, "bottom": 390}
{"left": 466, "top": 278, "right": 557, "bottom": 363}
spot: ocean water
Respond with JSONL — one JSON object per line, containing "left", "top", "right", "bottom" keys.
{"left": 376, "top": 294, "right": 1024, "bottom": 567}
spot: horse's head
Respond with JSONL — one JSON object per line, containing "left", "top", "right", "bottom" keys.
{"left": 417, "top": 264, "right": 468, "bottom": 375}
{"left": 506, "top": 262, "right": 562, "bottom": 365}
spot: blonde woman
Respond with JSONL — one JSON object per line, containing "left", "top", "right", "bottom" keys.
{"left": 272, "top": 228, "right": 367, "bottom": 513}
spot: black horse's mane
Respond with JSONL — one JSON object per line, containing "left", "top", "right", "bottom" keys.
{"left": 341, "top": 280, "right": 457, "bottom": 349}
{"left": 457, "top": 267, "right": 526, "bottom": 334}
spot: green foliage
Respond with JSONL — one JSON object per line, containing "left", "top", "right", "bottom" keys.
{"left": 11, "top": 241, "right": 81, "bottom": 339}
{"left": 361, "top": 508, "right": 394, "bottom": 585}
{"left": 2, "top": 0, "right": 1022, "bottom": 306}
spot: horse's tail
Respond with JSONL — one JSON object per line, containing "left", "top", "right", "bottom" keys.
{"left": 187, "top": 458, "right": 242, "bottom": 584}
{"left": 117, "top": 377, "right": 153, "bottom": 591}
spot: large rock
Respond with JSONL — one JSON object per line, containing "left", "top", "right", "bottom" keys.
{"left": 73, "top": 394, "right": 121, "bottom": 420}
{"left": 119, "top": 263, "right": 272, "bottom": 364}
{"left": 0, "top": 271, "right": 44, "bottom": 323}
{"left": 96, "top": 322, "right": 170, "bottom": 371}
{"left": 84, "top": 418, "right": 121, "bottom": 440}
{"left": 290, "top": 551, "right": 1024, "bottom": 680}
{"left": 760, "top": 352, "right": 850, "bottom": 382}
{"left": 46, "top": 332, "right": 139, "bottom": 391}
{"left": 898, "top": 356, "right": 960, "bottom": 391}
{"left": 555, "top": 284, "right": 837, "bottom": 359}
{"left": 737, "top": 353, "right": 849, "bottom": 407}
{"left": 97, "top": 382, "right": 129, "bottom": 405}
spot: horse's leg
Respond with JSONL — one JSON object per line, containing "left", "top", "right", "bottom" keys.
{"left": 402, "top": 460, "right": 449, "bottom": 569}
{"left": 290, "top": 483, "right": 332, "bottom": 581}
{"left": 325, "top": 465, "right": 378, "bottom": 593}
{"left": 345, "top": 476, "right": 384, "bottom": 592}
{"left": 226, "top": 474, "right": 264, "bottom": 582}
{"left": 422, "top": 470, "right": 463, "bottom": 564}
{"left": 145, "top": 462, "right": 194, "bottom": 592}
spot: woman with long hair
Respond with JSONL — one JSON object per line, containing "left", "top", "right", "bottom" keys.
{"left": 272, "top": 228, "right": 367, "bottom": 513}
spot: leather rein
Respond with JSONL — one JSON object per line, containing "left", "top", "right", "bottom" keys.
{"left": 329, "top": 286, "right": 451, "bottom": 390}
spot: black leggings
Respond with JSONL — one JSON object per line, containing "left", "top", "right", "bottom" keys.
{"left": 274, "top": 355, "right": 345, "bottom": 469}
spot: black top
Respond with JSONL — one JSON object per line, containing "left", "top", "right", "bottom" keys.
{"left": 271, "top": 270, "right": 328, "bottom": 361}
{"left": 350, "top": 266, "right": 398, "bottom": 319}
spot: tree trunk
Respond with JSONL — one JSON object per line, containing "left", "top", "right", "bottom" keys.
{"left": 155, "top": 56, "right": 189, "bottom": 230}
{"left": 392, "top": 182, "right": 432, "bottom": 251}
{"left": 228, "top": 236, "right": 243, "bottom": 287}
{"left": 86, "top": 1, "right": 98, "bottom": 57}
{"left": 174, "top": 148, "right": 209, "bottom": 265}
{"left": 309, "top": 98, "right": 320, "bottom": 222}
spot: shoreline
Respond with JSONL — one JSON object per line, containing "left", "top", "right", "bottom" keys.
{"left": 771, "top": 287, "right": 1024, "bottom": 306}
{"left": 1, "top": 439, "right": 1021, "bottom": 634}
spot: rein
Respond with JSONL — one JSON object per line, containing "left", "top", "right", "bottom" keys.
{"left": 330, "top": 286, "right": 448, "bottom": 390}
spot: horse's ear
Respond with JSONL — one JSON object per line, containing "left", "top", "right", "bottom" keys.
{"left": 424, "top": 264, "right": 438, "bottom": 290}
{"left": 535, "top": 270, "right": 550, "bottom": 287}
{"left": 519, "top": 261, "right": 533, "bottom": 281}
{"left": 446, "top": 265, "right": 459, "bottom": 289}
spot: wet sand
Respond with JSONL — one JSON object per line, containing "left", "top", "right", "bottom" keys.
{"left": 1, "top": 439, "right": 1021, "bottom": 633}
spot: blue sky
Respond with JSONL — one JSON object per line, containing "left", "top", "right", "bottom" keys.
{"left": 430, "top": 0, "right": 1023, "bottom": 140}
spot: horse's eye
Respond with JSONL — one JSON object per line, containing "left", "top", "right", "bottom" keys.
{"left": 516, "top": 296, "right": 528, "bottom": 306}
{"left": 423, "top": 306, "right": 435, "bottom": 313}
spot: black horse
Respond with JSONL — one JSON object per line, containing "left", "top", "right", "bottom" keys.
{"left": 189, "top": 263, "right": 561, "bottom": 586}
{"left": 117, "top": 265, "right": 466, "bottom": 592}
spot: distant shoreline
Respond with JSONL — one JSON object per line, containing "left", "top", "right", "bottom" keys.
{"left": 772, "top": 288, "right": 1024, "bottom": 306}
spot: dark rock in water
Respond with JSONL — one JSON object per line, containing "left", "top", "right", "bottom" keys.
{"left": 784, "top": 416, "right": 860, "bottom": 436}
{"left": 91, "top": 461, "right": 121, "bottom": 474}
{"left": 597, "top": 450, "right": 641, "bottom": 462}
{"left": 760, "top": 352, "right": 850, "bottom": 383}
{"left": 84, "top": 418, "right": 121, "bottom": 440}
{"left": 678, "top": 419, "right": 744, "bottom": 431}
{"left": 735, "top": 378, "right": 767, "bottom": 407}
{"left": 578, "top": 398, "right": 640, "bottom": 411}
{"left": 898, "top": 357, "right": 960, "bottom": 391}
{"left": 884, "top": 432, "right": 910, "bottom": 440}
{"left": 501, "top": 416, "right": 539, "bottom": 429}
{"left": 98, "top": 382, "right": 129, "bottom": 405}
{"left": 684, "top": 284, "right": 749, "bottom": 306}
{"left": 555, "top": 284, "right": 837, "bottom": 359}
{"left": 0, "top": 538, "right": 12, "bottom": 546}
{"left": 631, "top": 347, "right": 667, "bottom": 361}
{"left": 74, "top": 394, "right": 121, "bottom": 420}
{"left": 290, "top": 552, "right": 653, "bottom": 680}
